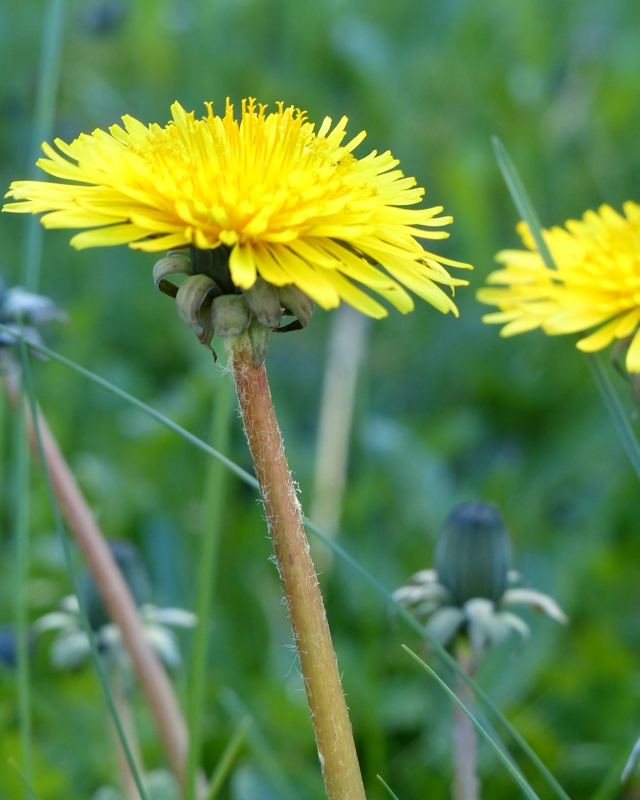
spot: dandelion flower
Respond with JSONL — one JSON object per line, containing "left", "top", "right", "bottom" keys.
{"left": 478, "top": 202, "right": 640, "bottom": 371}
{"left": 3, "top": 98, "right": 470, "bottom": 320}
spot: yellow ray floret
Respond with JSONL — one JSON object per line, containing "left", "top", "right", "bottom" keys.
{"left": 3, "top": 98, "right": 470, "bottom": 318}
{"left": 477, "top": 201, "right": 640, "bottom": 371}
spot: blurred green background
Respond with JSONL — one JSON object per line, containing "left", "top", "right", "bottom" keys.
{"left": 2, "top": 0, "right": 640, "bottom": 797}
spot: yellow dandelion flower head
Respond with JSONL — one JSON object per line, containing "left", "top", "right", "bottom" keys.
{"left": 477, "top": 201, "right": 640, "bottom": 371}
{"left": 3, "top": 99, "right": 471, "bottom": 320}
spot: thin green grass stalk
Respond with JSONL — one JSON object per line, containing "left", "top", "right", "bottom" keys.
{"left": 18, "top": 339, "right": 150, "bottom": 800}
{"left": 14, "top": 391, "right": 33, "bottom": 797}
{"left": 377, "top": 775, "right": 401, "bottom": 799}
{"left": 222, "top": 689, "right": 299, "bottom": 800}
{"left": 24, "top": 0, "right": 67, "bottom": 292}
{"left": 0, "top": 326, "right": 257, "bottom": 489}
{"left": 205, "top": 715, "right": 252, "bottom": 800}
{"left": 493, "top": 139, "right": 640, "bottom": 497}
{"left": 590, "top": 747, "right": 633, "bottom": 800}
{"left": 13, "top": 2, "right": 67, "bottom": 786}
{"left": 186, "top": 371, "right": 234, "bottom": 800}
{"left": 8, "top": 758, "right": 41, "bottom": 800}
{"left": 585, "top": 353, "right": 640, "bottom": 479}
{"left": 3, "top": 324, "right": 570, "bottom": 800}
{"left": 402, "top": 646, "right": 541, "bottom": 800}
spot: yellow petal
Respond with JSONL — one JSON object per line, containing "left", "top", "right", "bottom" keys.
{"left": 627, "top": 329, "right": 640, "bottom": 372}
{"left": 321, "top": 270, "right": 388, "bottom": 319}
{"left": 229, "top": 243, "right": 258, "bottom": 289}
{"left": 70, "top": 224, "right": 150, "bottom": 249}
{"left": 576, "top": 317, "right": 621, "bottom": 352}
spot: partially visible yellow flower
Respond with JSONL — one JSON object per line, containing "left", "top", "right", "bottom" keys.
{"left": 478, "top": 202, "right": 640, "bottom": 371}
{"left": 3, "top": 98, "right": 470, "bottom": 319}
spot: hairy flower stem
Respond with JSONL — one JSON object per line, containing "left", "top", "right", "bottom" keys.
{"left": 227, "top": 333, "right": 366, "bottom": 800}
{"left": 2, "top": 364, "right": 192, "bottom": 794}
{"left": 453, "top": 647, "right": 479, "bottom": 800}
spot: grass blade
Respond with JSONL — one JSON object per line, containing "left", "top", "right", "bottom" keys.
{"left": 24, "top": 0, "right": 67, "bottom": 292}
{"left": 376, "top": 775, "right": 400, "bottom": 799}
{"left": 18, "top": 338, "right": 150, "bottom": 800}
{"left": 491, "top": 137, "right": 556, "bottom": 273}
{"left": 585, "top": 353, "right": 640, "bottom": 480}
{"left": 2, "top": 323, "right": 569, "bottom": 800}
{"left": 222, "top": 689, "right": 299, "bottom": 800}
{"left": 0, "top": 324, "right": 259, "bottom": 492}
{"left": 402, "top": 645, "right": 540, "bottom": 800}
{"left": 205, "top": 715, "right": 253, "bottom": 800}
{"left": 13, "top": 390, "right": 33, "bottom": 796}
{"left": 8, "top": 758, "right": 41, "bottom": 800}
{"left": 187, "top": 371, "right": 234, "bottom": 800}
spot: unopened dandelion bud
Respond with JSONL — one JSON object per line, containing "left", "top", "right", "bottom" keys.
{"left": 276, "top": 285, "right": 314, "bottom": 328}
{"left": 243, "top": 276, "right": 282, "bottom": 329}
{"left": 435, "top": 502, "right": 512, "bottom": 606}
{"left": 211, "top": 294, "right": 250, "bottom": 337}
{"left": 175, "top": 274, "right": 219, "bottom": 345}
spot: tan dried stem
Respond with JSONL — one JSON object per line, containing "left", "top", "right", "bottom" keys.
{"left": 226, "top": 332, "right": 366, "bottom": 800}
{"left": 2, "top": 362, "right": 194, "bottom": 795}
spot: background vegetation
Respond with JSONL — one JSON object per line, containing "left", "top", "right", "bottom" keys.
{"left": 2, "top": 0, "right": 640, "bottom": 797}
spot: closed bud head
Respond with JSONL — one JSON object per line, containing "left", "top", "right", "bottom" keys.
{"left": 435, "top": 502, "right": 512, "bottom": 606}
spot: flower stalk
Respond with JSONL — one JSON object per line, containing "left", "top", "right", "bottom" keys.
{"left": 452, "top": 645, "right": 479, "bottom": 800}
{"left": 226, "top": 332, "right": 366, "bottom": 800}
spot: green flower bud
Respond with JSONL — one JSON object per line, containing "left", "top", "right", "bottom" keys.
{"left": 434, "top": 502, "right": 512, "bottom": 605}
{"left": 211, "top": 294, "right": 251, "bottom": 337}
{"left": 81, "top": 541, "right": 152, "bottom": 632}
{"left": 243, "top": 276, "right": 282, "bottom": 329}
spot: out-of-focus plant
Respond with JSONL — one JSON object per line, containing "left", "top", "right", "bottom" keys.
{"left": 34, "top": 547, "right": 196, "bottom": 674}
{"left": 395, "top": 502, "right": 567, "bottom": 800}
{"left": 33, "top": 541, "right": 194, "bottom": 800}
{"left": 0, "top": 278, "right": 65, "bottom": 355}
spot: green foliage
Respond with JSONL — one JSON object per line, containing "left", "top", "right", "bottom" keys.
{"left": 2, "top": 0, "right": 640, "bottom": 798}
